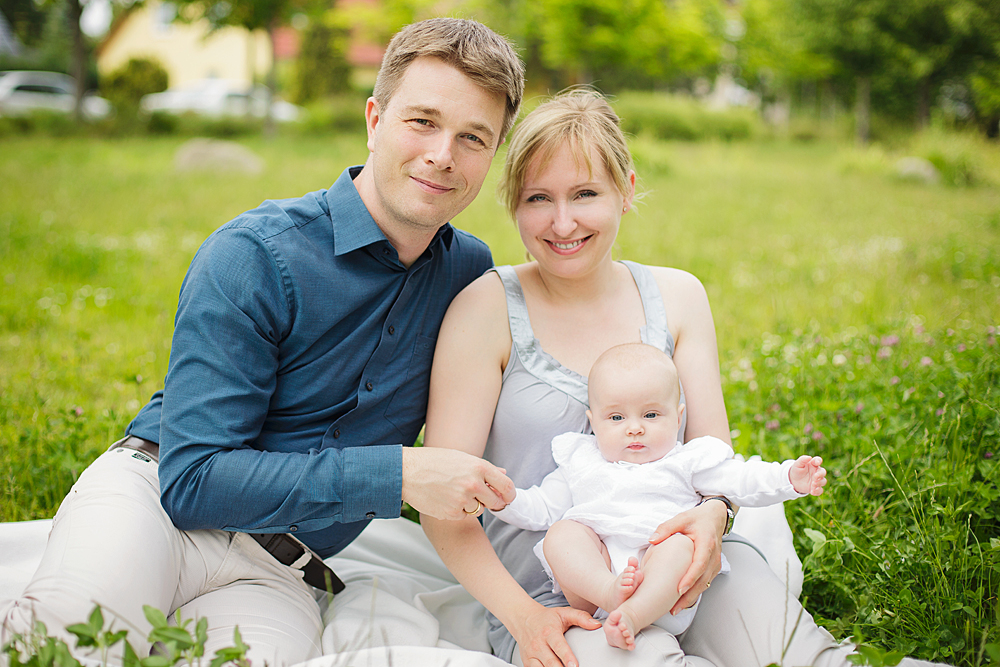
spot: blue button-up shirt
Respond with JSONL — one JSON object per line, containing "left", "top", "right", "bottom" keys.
{"left": 127, "top": 167, "right": 493, "bottom": 557}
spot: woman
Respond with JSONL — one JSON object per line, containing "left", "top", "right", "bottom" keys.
{"left": 420, "top": 90, "right": 930, "bottom": 667}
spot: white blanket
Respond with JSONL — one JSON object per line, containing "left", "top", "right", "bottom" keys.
{"left": 0, "top": 501, "right": 800, "bottom": 667}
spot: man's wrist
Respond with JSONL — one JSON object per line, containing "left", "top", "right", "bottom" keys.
{"left": 700, "top": 496, "right": 734, "bottom": 536}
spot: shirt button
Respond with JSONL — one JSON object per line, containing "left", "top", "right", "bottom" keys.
{"left": 289, "top": 525, "right": 298, "bottom": 532}
{"left": 382, "top": 248, "right": 390, "bottom": 255}
{"left": 333, "top": 429, "right": 340, "bottom": 439}
{"left": 388, "top": 325, "right": 395, "bottom": 335}
{"left": 366, "top": 381, "right": 374, "bottom": 391}
{"left": 365, "top": 511, "right": 375, "bottom": 519}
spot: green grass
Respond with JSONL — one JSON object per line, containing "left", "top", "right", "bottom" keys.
{"left": 1, "top": 129, "right": 998, "bottom": 665}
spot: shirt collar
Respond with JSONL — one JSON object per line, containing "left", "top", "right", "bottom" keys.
{"left": 328, "top": 166, "right": 456, "bottom": 257}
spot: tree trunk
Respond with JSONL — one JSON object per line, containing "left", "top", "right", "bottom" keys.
{"left": 855, "top": 75, "right": 871, "bottom": 145}
{"left": 67, "top": 0, "right": 86, "bottom": 122}
{"left": 916, "top": 77, "right": 931, "bottom": 129}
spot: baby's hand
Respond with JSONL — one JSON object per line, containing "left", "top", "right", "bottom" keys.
{"left": 789, "top": 455, "right": 826, "bottom": 496}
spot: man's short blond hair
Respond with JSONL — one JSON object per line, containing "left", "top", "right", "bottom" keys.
{"left": 372, "top": 18, "right": 524, "bottom": 142}
{"left": 498, "top": 88, "right": 634, "bottom": 220}
{"left": 588, "top": 343, "right": 680, "bottom": 408}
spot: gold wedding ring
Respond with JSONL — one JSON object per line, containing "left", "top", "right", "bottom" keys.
{"left": 463, "top": 499, "right": 484, "bottom": 515}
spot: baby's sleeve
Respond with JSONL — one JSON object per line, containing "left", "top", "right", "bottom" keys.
{"left": 490, "top": 468, "right": 574, "bottom": 531}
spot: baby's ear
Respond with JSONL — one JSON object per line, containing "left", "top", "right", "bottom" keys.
{"left": 585, "top": 409, "right": 593, "bottom": 424}
{"left": 677, "top": 403, "right": 686, "bottom": 425}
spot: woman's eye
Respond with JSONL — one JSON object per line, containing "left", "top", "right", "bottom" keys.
{"left": 578, "top": 190, "right": 597, "bottom": 199}
{"left": 526, "top": 194, "right": 547, "bottom": 203}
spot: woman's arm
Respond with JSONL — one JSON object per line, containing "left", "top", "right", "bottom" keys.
{"left": 422, "top": 273, "right": 599, "bottom": 667}
{"left": 648, "top": 267, "right": 733, "bottom": 613}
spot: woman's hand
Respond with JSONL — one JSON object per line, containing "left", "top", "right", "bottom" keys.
{"left": 512, "top": 604, "right": 601, "bottom": 667}
{"left": 648, "top": 499, "right": 727, "bottom": 614}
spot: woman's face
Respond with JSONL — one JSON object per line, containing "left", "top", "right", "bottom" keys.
{"left": 515, "top": 142, "right": 634, "bottom": 277}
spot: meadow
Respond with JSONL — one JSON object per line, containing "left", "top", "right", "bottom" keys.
{"left": 0, "top": 127, "right": 998, "bottom": 665}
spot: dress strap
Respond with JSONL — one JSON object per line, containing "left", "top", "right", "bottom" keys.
{"left": 490, "top": 266, "right": 590, "bottom": 406}
{"left": 622, "top": 260, "right": 674, "bottom": 356}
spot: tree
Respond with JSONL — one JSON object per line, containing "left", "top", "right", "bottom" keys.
{"left": 292, "top": 18, "right": 351, "bottom": 104}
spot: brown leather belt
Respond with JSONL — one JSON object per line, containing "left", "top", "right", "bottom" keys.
{"left": 116, "top": 435, "right": 160, "bottom": 461}
{"left": 115, "top": 435, "right": 344, "bottom": 594}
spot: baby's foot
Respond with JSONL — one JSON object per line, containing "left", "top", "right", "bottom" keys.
{"left": 604, "top": 608, "right": 637, "bottom": 650}
{"left": 607, "top": 557, "right": 643, "bottom": 610}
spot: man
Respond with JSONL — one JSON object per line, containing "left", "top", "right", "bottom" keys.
{"left": 2, "top": 18, "right": 523, "bottom": 666}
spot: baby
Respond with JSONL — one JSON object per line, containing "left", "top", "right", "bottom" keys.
{"left": 491, "top": 342, "right": 826, "bottom": 651}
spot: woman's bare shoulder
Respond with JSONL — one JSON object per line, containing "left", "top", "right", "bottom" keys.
{"left": 646, "top": 265, "right": 709, "bottom": 302}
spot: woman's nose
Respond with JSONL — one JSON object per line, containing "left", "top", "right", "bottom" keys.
{"left": 552, "top": 204, "right": 577, "bottom": 236}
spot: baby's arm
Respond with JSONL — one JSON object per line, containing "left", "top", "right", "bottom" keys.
{"left": 691, "top": 438, "right": 826, "bottom": 506}
{"left": 491, "top": 468, "right": 573, "bottom": 531}
{"left": 789, "top": 455, "right": 826, "bottom": 495}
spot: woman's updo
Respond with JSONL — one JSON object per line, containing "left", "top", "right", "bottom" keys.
{"left": 498, "top": 88, "right": 634, "bottom": 221}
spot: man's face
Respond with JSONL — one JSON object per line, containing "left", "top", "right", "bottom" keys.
{"left": 363, "top": 57, "right": 506, "bottom": 236}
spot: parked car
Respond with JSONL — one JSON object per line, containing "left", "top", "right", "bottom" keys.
{"left": 0, "top": 71, "right": 111, "bottom": 119}
{"left": 140, "top": 79, "right": 302, "bottom": 122}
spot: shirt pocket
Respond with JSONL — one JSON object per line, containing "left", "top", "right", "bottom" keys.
{"left": 383, "top": 334, "right": 436, "bottom": 442}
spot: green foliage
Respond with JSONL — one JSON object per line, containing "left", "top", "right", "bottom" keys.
{"left": 291, "top": 20, "right": 352, "bottom": 104}
{"left": 724, "top": 321, "right": 1000, "bottom": 665}
{"left": 295, "top": 94, "right": 369, "bottom": 135}
{"left": 1, "top": 605, "right": 250, "bottom": 667}
{"left": 613, "top": 91, "right": 759, "bottom": 141}
{"left": 102, "top": 58, "right": 169, "bottom": 114}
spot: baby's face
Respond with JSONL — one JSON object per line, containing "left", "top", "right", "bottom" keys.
{"left": 587, "top": 366, "right": 681, "bottom": 464}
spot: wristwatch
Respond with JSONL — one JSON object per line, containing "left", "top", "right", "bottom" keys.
{"left": 701, "top": 496, "right": 735, "bottom": 536}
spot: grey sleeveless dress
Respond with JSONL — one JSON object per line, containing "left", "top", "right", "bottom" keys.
{"left": 483, "top": 261, "right": 687, "bottom": 661}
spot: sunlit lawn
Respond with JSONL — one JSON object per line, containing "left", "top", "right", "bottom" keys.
{"left": 1, "top": 129, "right": 998, "bottom": 664}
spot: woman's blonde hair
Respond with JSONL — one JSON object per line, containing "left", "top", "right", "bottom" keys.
{"left": 498, "top": 88, "right": 634, "bottom": 220}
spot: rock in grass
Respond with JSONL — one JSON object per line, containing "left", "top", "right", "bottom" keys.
{"left": 894, "top": 156, "right": 940, "bottom": 185}
{"left": 174, "top": 138, "right": 264, "bottom": 175}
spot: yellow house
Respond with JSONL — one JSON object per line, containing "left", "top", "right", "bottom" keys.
{"left": 96, "top": 0, "right": 272, "bottom": 88}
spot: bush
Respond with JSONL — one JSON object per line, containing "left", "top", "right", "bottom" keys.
{"left": 296, "top": 95, "right": 368, "bottom": 135}
{"left": 613, "top": 91, "right": 760, "bottom": 141}
{"left": 101, "top": 58, "right": 169, "bottom": 115}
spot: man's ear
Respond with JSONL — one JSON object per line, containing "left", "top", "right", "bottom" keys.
{"left": 365, "top": 97, "right": 381, "bottom": 153}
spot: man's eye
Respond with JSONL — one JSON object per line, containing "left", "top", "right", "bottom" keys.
{"left": 411, "top": 118, "right": 431, "bottom": 126}
{"left": 462, "top": 133, "right": 485, "bottom": 146}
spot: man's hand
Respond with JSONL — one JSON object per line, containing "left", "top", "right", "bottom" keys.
{"left": 648, "top": 500, "right": 726, "bottom": 614}
{"left": 402, "top": 447, "right": 515, "bottom": 520}
{"left": 513, "top": 605, "right": 601, "bottom": 667}
{"left": 789, "top": 455, "right": 826, "bottom": 496}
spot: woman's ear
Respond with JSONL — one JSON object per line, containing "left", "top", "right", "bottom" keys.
{"left": 623, "top": 170, "right": 637, "bottom": 213}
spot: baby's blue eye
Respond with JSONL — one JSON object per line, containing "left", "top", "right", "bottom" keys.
{"left": 644, "top": 412, "right": 658, "bottom": 419}
{"left": 611, "top": 415, "right": 624, "bottom": 422}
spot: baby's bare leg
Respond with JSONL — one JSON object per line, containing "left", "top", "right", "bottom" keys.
{"left": 543, "top": 520, "right": 642, "bottom": 615}
{"left": 605, "top": 534, "right": 694, "bottom": 651}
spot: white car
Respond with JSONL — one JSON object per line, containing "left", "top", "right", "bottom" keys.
{"left": 140, "top": 79, "right": 302, "bottom": 122}
{"left": 0, "top": 71, "right": 111, "bottom": 119}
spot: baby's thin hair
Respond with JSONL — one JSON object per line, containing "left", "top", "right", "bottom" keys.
{"left": 588, "top": 343, "right": 680, "bottom": 406}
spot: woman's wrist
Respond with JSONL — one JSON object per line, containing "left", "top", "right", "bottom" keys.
{"left": 699, "top": 496, "right": 734, "bottom": 536}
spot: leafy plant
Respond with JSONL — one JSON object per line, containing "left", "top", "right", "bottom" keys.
{"left": 1, "top": 605, "right": 250, "bottom": 667}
